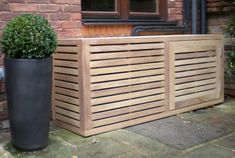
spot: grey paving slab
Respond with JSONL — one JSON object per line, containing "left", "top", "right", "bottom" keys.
{"left": 179, "top": 108, "right": 225, "bottom": 123}
{"left": 0, "top": 98, "right": 235, "bottom": 158}
{"left": 112, "top": 151, "right": 150, "bottom": 158}
{"left": 213, "top": 104, "right": 235, "bottom": 114}
{"left": 173, "top": 145, "right": 235, "bottom": 158}
{"left": 51, "top": 129, "right": 94, "bottom": 147}
{"left": 202, "top": 115, "right": 235, "bottom": 132}
{"left": 126, "top": 117, "right": 229, "bottom": 150}
{"left": 98, "top": 129, "right": 178, "bottom": 157}
{"left": 76, "top": 138, "right": 133, "bottom": 158}
{"left": 49, "top": 123, "right": 62, "bottom": 133}
{"left": 213, "top": 133, "right": 235, "bottom": 150}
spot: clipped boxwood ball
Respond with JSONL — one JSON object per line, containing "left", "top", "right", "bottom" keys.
{"left": 1, "top": 14, "right": 57, "bottom": 59}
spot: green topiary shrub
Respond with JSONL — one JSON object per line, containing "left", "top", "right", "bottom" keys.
{"left": 0, "top": 14, "right": 57, "bottom": 59}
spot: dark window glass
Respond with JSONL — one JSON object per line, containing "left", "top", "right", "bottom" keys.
{"left": 130, "top": 0, "right": 158, "bottom": 13}
{"left": 82, "top": 0, "right": 116, "bottom": 12}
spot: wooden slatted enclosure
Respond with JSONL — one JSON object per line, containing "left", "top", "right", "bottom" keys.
{"left": 52, "top": 35, "right": 224, "bottom": 136}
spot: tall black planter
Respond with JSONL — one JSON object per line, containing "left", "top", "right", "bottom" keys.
{"left": 4, "top": 57, "right": 52, "bottom": 151}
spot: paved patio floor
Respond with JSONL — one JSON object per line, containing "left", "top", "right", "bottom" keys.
{"left": 1, "top": 97, "right": 235, "bottom": 158}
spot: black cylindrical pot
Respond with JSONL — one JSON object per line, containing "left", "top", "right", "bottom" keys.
{"left": 4, "top": 57, "right": 52, "bottom": 151}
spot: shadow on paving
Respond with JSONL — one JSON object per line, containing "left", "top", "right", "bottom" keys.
{"left": 126, "top": 116, "right": 230, "bottom": 150}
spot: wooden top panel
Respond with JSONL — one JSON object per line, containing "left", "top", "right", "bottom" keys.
{"left": 57, "top": 34, "right": 223, "bottom": 45}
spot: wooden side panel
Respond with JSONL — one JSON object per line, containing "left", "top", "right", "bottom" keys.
{"left": 169, "top": 39, "right": 223, "bottom": 109}
{"left": 53, "top": 35, "right": 224, "bottom": 136}
{"left": 52, "top": 41, "right": 81, "bottom": 133}
{"left": 88, "top": 38, "right": 166, "bottom": 130}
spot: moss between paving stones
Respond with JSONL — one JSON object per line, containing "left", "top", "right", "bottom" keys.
{"left": 51, "top": 129, "right": 95, "bottom": 147}
{"left": 51, "top": 129, "right": 134, "bottom": 158}
{"left": 76, "top": 138, "right": 133, "bottom": 158}
{"left": 4, "top": 135, "right": 78, "bottom": 158}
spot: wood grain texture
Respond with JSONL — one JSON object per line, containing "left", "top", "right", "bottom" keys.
{"left": 52, "top": 35, "right": 224, "bottom": 136}
{"left": 81, "top": 25, "right": 132, "bottom": 37}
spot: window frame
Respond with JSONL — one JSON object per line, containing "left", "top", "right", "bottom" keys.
{"left": 82, "top": 0, "right": 168, "bottom": 20}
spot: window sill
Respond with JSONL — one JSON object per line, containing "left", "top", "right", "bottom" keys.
{"left": 82, "top": 19, "right": 178, "bottom": 26}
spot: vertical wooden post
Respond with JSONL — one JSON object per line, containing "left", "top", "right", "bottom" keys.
{"left": 78, "top": 40, "right": 92, "bottom": 135}
{"left": 216, "top": 37, "right": 224, "bottom": 100}
{"left": 164, "top": 39, "right": 175, "bottom": 111}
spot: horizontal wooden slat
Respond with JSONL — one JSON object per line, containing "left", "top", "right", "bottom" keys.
{"left": 92, "top": 106, "right": 165, "bottom": 127}
{"left": 91, "top": 75, "right": 164, "bottom": 90}
{"left": 91, "top": 81, "right": 165, "bottom": 98}
{"left": 169, "top": 40, "right": 219, "bottom": 53}
{"left": 90, "top": 56, "right": 164, "bottom": 68}
{"left": 55, "top": 113, "right": 80, "bottom": 127}
{"left": 53, "top": 35, "right": 224, "bottom": 137}
{"left": 91, "top": 69, "right": 164, "bottom": 83}
{"left": 175, "top": 62, "right": 216, "bottom": 72}
{"left": 90, "top": 43, "right": 164, "bottom": 53}
{"left": 86, "top": 99, "right": 224, "bottom": 136}
{"left": 85, "top": 35, "right": 222, "bottom": 45}
{"left": 92, "top": 93, "right": 165, "bottom": 112}
{"left": 55, "top": 93, "right": 79, "bottom": 105}
{"left": 54, "top": 67, "right": 78, "bottom": 76}
{"left": 55, "top": 107, "right": 80, "bottom": 120}
{"left": 91, "top": 63, "right": 164, "bottom": 75}
{"left": 90, "top": 49, "right": 164, "bottom": 60}
{"left": 57, "top": 40, "right": 79, "bottom": 45}
{"left": 54, "top": 87, "right": 79, "bottom": 98}
{"left": 87, "top": 37, "right": 165, "bottom": 45}
{"left": 92, "top": 87, "right": 165, "bottom": 105}
{"left": 54, "top": 100, "right": 79, "bottom": 113}
{"left": 55, "top": 120, "right": 82, "bottom": 135}
{"left": 92, "top": 100, "right": 165, "bottom": 120}
{"left": 175, "top": 73, "right": 216, "bottom": 84}
{"left": 54, "top": 80, "right": 79, "bottom": 91}
{"left": 175, "top": 89, "right": 217, "bottom": 102}
{"left": 175, "top": 51, "right": 216, "bottom": 60}
{"left": 175, "top": 84, "right": 216, "bottom": 96}
{"left": 175, "top": 67, "right": 216, "bottom": 78}
{"left": 54, "top": 54, "right": 78, "bottom": 61}
{"left": 54, "top": 74, "right": 78, "bottom": 83}
{"left": 175, "top": 57, "right": 217, "bottom": 66}
{"left": 175, "top": 78, "right": 216, "bottom": 90}
{"left": 56, "top": 46, "right": 78, "bottom": 53}
{"left": 175, "top": 94, "right": 217, "bottom": 109}
{"left": 54, "top": 60, "right": 78, "bottom": 68}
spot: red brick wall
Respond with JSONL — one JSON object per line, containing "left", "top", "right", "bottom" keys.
{"left": 0, "top": 0, "right": 183, "bottom": 121}
{"left": 168, "top": 0, "right": 183, "bottom": 25}
{"left": 0, "top": 0, "right": 82, "bottom": 39}
{"left": 207, "top": 0, "right": 235, "bottom": 33}
{"left": 0, "top": 0, "right": 183, "bottom": 39}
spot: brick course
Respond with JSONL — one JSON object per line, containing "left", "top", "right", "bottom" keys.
{"left": 0, "top": 0, "right": 183, "bottom": 39}
{"left": 207, "top": 0, "right": 235, "bottom": 33}
{"left": 168, "top": 0, "right": 183, "bottom": 25}
{"left": 0, "top": 0, "right": 82, "bottom": 39}
{"left": 0, "top": 0, "right": 183, "bottom": 122}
